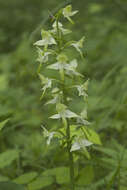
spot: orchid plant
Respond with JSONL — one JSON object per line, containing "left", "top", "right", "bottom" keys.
{"left": 34, "top": 5, "right": 101, "bottom": 190}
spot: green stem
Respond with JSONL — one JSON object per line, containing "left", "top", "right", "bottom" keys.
{"left": 56, "top": 14, "right": 75, "bottom": 190}
{"left": 66, "top": 121, "right": 75, "bottom": 190}
{"left": 56, "top": 16, "right": 61, "bottom": 50}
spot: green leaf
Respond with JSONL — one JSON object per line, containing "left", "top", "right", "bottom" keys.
{"left": 13, "top": 172, "right": 38, "bottom": 185}
{"left": 88, "top": 171, "right": 113, "bottom": 188}
{"left": 94, "top": 147, "right": 117, "bottom": 158}
{"left": 70, "top": 125, "right": 82, "bottom": 138}
{"left": 0, "top": 118, "right": 9, "bottom": 131}
{"left": 0, "top": 150, "right": 19, "bottom": 168}
{"left": 0, "top": 182, "right": 26, "bottom": 190}
{"left": 28, "top": 176, "right": 54, "bottom": 190}
{"left": 0, "top": 175, "right": 9, "bottom": 182}
{"left": 41, "top": 167, "right": 78, "bottom": 185}
{"left": 54, "top": 167, "right": 70, "bottom": 184}
{"left": 107, "top": 165, "right": 120, "bottom": 190}
{"left": 42, "top": 167, "right": 70, "bottom": 184}
{"left": 41, "top": 168, "right": 56, "bottom": 177}
{"left": 100, "top": 157, "right": 118, "bottom": 168}
{"left": 83, "top": 147, "right": 91, "bottom": 160}
{"left": 77, "top": 165, "right": 94, "bottom": 185}
{"left": 83, "top": 128, "right": 102, "bottom": 145}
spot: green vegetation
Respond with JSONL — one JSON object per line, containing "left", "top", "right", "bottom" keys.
{"left": 34, "top": 5, "right": 101, "bottom": 190}
{"left": 0, "top": 0, "right": 127, "bottom": 190}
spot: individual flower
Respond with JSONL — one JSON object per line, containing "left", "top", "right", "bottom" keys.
{"left": 47, "top": 54, "right": 68, "bottom": 80}
{"left": 41, "top": 125, "right": 55, "bottom": 145}
{"left": 45, "top": 91, "right": 62, "bottom": 105}
{"left": 47, "top": 54, "right": 68, "bottom": 70}
{"left": 45, "top": 95, "right": 59, "bottom": 105}
{"left": 70, "top": 138, "right": 93, "bottom": 152}
{"left": 39, "top": 74, "right": 52, "bottom": 99}
{"left": 77, "top": 117, "right": 90, "bottom": 126}
{"left": 47, "top": 56, "right": 83, "bottom": 78}
{"left": 65, "top": 59, "right": 83, "bottom": 77}
{"left": 71, "top": 37, "right": 85, "bottom": 57}
{"left": 50, "top": 103, "right": 78, "bottom": 119}
{"left": 75, "top": 79, "right": 89, "bottom": 98}
{"left": 34, "top": 30, "right": 56, "bottom": 46}
{"left": 63, "top": 5, "right": 78, "bottom": 24}
{"left": 36, "top": 47, "right": 51, "bottom": 64}
{"left": 51, "top": 21, "right": 71, "bottom": 35}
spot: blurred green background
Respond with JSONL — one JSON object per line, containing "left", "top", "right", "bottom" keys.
{"left": 0, "top": 0, "right": 127, "bottom": 189}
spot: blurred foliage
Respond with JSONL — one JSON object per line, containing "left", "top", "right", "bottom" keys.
{"left": 0, "top": 0, "right": 127, "bottom": 189}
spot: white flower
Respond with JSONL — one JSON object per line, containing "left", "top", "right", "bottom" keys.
{"left": 48, "top": 56, "right": 83, "bottom": 78}
{"left": 51, "top": 21, "right": 71, "bottom": 35}
{"left": 45, "top": 96, "right": 58, "bottom": 105}
{"left": 53, "top": 21, "right": 63, "bottom": 28}
{"left": 50, "top": 110, "right": 78, "bottom": 119}
{"left": 36, "top": 47, "right": 51, "bottom": 63}
{"left": 71, "top": 37, "right": 85, "bottom": 56}
{"left": 77, "top": 117, "right": 90, "bottom": 126}
{"left": 45, "top": 93, "right": 61, "bottom": 105}
{"left": 39, "top": 74, "right": 52, "bottom": 98}
{"left": 65, "top": 59, "right": 83, "bottom": 77}
{"left": 63, "top": 5, "right": 78, "bottom": 24}
{"left": 75, "top": 79, "right": 89, "bottom": 97}
{"left": 51, "top": 87, "right": 59, "bottom": 93}
{"left": 70, "top": 138, "right": 93, "bottom": 152}
{"left": 34, "top": 30, "right": 56, "bottom": 46}
{"left": 47, "top": 62, "right": 66, "bottom": 70}
{"left": 41, "top": 126, "right": 55, "bottom": 145}
{"left": 47, "top": 54, "right": 68, "bottom": 80}
{"left": 50, "top": 103, "right": 78, "bottom": 119}
{"left": 75, "top": 85, "right": 88, "bottom": 97}
{"left": 47, "top": 54, "right": 68, "bottom": 70}
{"left": 77, "top": 109, "right": 90, "bottom": 126}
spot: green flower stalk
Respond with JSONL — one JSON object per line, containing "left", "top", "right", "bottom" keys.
{"left": 34, "top": 4, "right": 101, "bottom": 190}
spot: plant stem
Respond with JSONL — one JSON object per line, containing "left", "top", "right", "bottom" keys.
{"left": 56, "top": 15, "right": 75, "bottom": 190}
{"left": 66, "top": 121, "right": 75, "bottom": 190}
{"left": 56, "top": 16, "right": 61, "bottom": 50}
